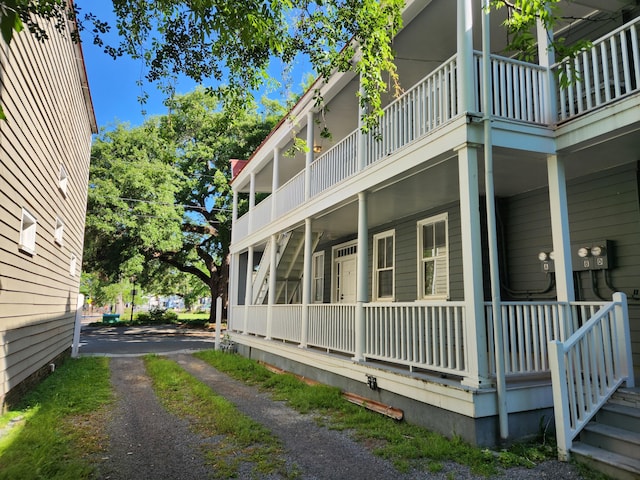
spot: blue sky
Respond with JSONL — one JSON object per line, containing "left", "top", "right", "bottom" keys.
{"left": 75, "top": 2, "right": 312, "bottom": 130}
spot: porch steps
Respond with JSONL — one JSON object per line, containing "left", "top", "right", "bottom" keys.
{"left": 571, "top": 389, "right": 640, "bottom": 480}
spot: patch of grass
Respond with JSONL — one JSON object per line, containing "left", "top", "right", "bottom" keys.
{"left": 143, "top": 355, "right": 295, "bottom": 479}
{"left": 194, "top": 351, "right": 506, "bottom": 476}
{"left": 0, "top": 358, "right": 112, "bottom": 480}
{"left": 177, "top": 313, "right": 210, "bottom": 321}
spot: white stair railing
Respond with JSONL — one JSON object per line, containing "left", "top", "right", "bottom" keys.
{"left": 549, "top": 292, "right": 635, "bottom": 460}
{"left": 252, "top": 232, "right": 292, "bottom": 305}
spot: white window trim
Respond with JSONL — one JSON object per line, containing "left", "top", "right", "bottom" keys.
{"left": 54, "top": 216, "right": 64, "bottom": 246}
{"left": 373, "top": 229, "right": 395, "bottom": 301}
{"left": 417, "top": 213, "right": 449, "bottom": 300}
{"left": 69, "top": 253, "right": 77, "bottom": 276}
{"left": 311, "top": 251, "right": 325, "bottom": 303}
{"left": 19, "top": 208, "right": 37, "bottom": 255}
{"left": 59, "top": 164, "right": 69, "bottom": 197}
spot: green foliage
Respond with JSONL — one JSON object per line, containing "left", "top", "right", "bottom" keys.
{"left": 0, "top": 358, "right": 112, "bottom": 480}
{"left": 143, "top": 355, "right": 291, "bottom": 479}
{"left": 133, "top": 308, "right": 178, "bottom": 324}
{"left": 84, "top": 89, "right": 281, "bottom": 311}
{"left": 489, "top": 0, "right": 592, "bottom": 63}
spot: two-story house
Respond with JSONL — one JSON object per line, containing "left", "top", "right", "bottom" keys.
{"left": 0, "top": 4, "right": 96, "bottom": 408}
{"left": 228, "top": 0, "right": 639, "bottom": 474}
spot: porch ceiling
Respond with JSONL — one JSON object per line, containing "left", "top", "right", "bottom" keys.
{"left": 310, "top": 125, "right": 640, "bottom": 241}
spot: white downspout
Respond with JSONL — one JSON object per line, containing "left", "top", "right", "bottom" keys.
{"left": 482, "top": 0, "right": 508, "bottom": 441}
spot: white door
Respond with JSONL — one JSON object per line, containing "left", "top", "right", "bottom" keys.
{"left": 335, "top": 256, "right": 357, "bottom": 303}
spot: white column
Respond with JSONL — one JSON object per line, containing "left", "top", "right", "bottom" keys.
{"left": 248, "top": 172, "right": 256, "bottom": 233}
{"left": 305, "top": 111, "right": 314, "bottom": 201}
{"left": 266, "top": 234, "right": 278, "bottom": 340}
{"left": 300, "top": 218, "right": 312, "bottom": 348}
{"left": 231, "top": 190, "right": 238, "bottom": 243}
{"left": 228, "top": 252, "right": 239, "bottom": 331}
{"left": 353, "top": 191, "right": 368, "bottom": 362}
{"left": 537, "top": 16, "right": 557, "bottom": 123}
{"left": 271, "top": 147, "right": 280, "bottom": 219}
{"left": 547, "top": 154, "right": 574, "bottom": 302}
{"left": 457, "top": 144, "right": 490, "bottom": 388}
{"left": 243, "top": 246, "right": 254, "bottom": 334}
{"left": 457, "top": 0, "right": 474, "bottom": 112}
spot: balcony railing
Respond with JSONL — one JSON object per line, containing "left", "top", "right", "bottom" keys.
{"left": 230, "top": 299, "right": 616, "bottom": 384}
{"left": 365, "top": 302, "right": 467, "bottom": 376}
{"left": 556, "top": 16, "right": 640, "bottom": 121}
{"left": 235, "top": 20, "right": 638, "bottom": 240}
{"left": 475, "top": 53, "right": 548, "bottom": 124}
{"left": 309, "top": 131, "right": 358, "bottom": 197}
{"left": 367, "top": 56, "right": 459, "bottom": 165}
{"left": 308, "top": 304, "right": 356, "bottom": 354}
{"left": 486, "top": 301, "right": 605, "bottom": 376}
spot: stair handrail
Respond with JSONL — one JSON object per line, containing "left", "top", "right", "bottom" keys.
{"left": 549, "top": 292, "right": 635, "bottom": 461}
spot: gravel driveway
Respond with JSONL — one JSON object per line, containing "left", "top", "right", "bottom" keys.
{"left": 93, "top": 347, "right": 587, "bottom": 480}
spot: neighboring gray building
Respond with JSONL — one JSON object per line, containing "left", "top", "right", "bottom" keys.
{"left": 0, "top": 7, "right": 96, "bottom": 407}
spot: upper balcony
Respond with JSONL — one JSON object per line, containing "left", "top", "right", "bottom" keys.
{"left": 232, "top": 5, "right": 640, "bottom": 248}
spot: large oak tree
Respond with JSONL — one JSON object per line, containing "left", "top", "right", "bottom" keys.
{"left": 84, "top": 89, "right": 284, "bottom": 319}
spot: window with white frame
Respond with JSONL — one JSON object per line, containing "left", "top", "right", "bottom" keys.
{"left": 311, "top": 251, "right": 325, "bottom": 303}
{"left": 373, "top": 230, "right": 395, "bottom": 300}
{"left": 19, "top": 208, "right": 37, "bottom": 255}
{"left": 59, "top": 164, "right": 68, "bottom": 197}
{"left": 417, "top": 213, "right": 448, "bottom": 299}
{"left": 69, "top": 253, "right": 77, "bottom": 276}
{"left": 54, "top": 217, "right": 64, "bottom": 246}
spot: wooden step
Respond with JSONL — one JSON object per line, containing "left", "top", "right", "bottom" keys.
{"left": 580, "top": 422, "right": 640, "bottom": 458}
{"left": 597, "top": 402, "right": 640, "bottom": 433}
{"left": 610, "top": 388, "right": 640, "bottom": 409}
{"left": 572, "top": 442, "right": 640, "bottom": 480}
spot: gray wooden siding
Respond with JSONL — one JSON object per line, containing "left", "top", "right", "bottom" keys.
{"left": 314, "top": 202, "right": 463, "bottom": 303}
{"left": 0, "top": 19, "right": 94, "bottom": 402}
{"left": 500, "top": 162, "right": 640, "bottom": 374}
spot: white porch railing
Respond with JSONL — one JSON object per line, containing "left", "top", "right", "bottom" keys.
{"left": 234, "top": 50, "right": 572, "bottom": 239}
{"left": 365, "top": 302, "right": 467, "bottom": 376}
{"left": 245, "top": 305, "right": 268, "bottom": 336}
{"left": 274, "top": 171, "right": 305, "bottom": 218}
{"left": 233, "top": 212, "right": 249, "bottom": 243}
{"left": 486, "top": 301, "right": 605, "bottom": 376}
{"left": 367, "top": 55, "right": 459, "bottom": 166}
{"left": 474, "top": 53, "right": 548, "bottom": 124}
{"left": 270, "top": 305, "right": 303, "bottom": 343}
{"left": 556, "top": 16, "right": 640, "bottom": 121}
{"left": 251, "top": 197, "right": 273, "bottom": 233}
{"left": 549, "top": 292, "right": 635, "bottom": 460}
{"left": 308, "top": 304, "right": 356, "bottom": 354}
{"left": 309, "top": 131, "right": 358, "bottom": 197}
